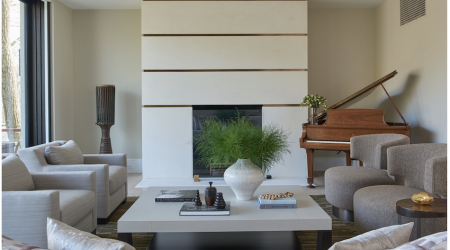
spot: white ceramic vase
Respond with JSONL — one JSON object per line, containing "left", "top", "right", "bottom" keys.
{"left": 224, "top": 159, "right": 265, "bottom": 200}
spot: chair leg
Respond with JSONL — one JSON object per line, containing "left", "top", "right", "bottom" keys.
{"left": 121, "top": 197, "right": 127, "bottom": 204}
{"left": 97, "top": 218, "right": 109, "bottom": 224}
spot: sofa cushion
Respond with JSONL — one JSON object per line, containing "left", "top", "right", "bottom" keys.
{"left": 45, "top": 140, "right": 83, "bottom": 165}
{"left": 109, "top": 165, "right": 127, "bottom": 194}
{"left": 2, "top": 235, "right": 49, "bottom": 250}
{"left": 47, "top": 218, "right": 135, "bottom": 250}
{"left": 58, "top": 190, "right": 95, "bottom": 227}
{"left": 392, "top": 231, "right": 447, "bottom": 250}
{"left": 328, "top": 222, "right": 414, "bottom": 250}
{"left": 2, "top": 155, "right": 35, "bottom": 191}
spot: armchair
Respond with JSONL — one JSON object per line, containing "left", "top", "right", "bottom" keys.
{"left": 354, "top": 143, "right": 447, "bottom": 239}
{"left": 2, "top": 154, "right": 97, "bottom": 248}
{"left": 17, "top": 140, "right": 127, "bottom": 223}
{"left": 325, "top": 134, "right": 410, "bottom": 221}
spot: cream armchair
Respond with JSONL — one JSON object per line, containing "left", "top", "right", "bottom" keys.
{"left": 17, "top": 140, "right": 127, "bottom": 223}
{"left": 2, "top": 154, "right": 97, "bottom": 248}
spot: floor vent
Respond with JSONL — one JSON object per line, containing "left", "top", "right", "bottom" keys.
{"left": 401, "top": 0, "right": 426, "bottom": 26}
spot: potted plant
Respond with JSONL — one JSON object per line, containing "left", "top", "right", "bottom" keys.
{"left": 194, "top": 114, "right": 290, "bottom": 200}
{"left": 301, "top": 94, "right": 327, "bottom": 125}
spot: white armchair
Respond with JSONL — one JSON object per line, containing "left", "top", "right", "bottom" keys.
{"left": 18, "top": 140, "right": 127, "bottom": 223}
{"left": 2, "top": 154, "right": 97, "bottom": 248}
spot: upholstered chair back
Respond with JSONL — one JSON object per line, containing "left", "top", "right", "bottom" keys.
{"left": 2, "top": 154, "right": 35, "bottom": 191}
{"left": 17, "top": 141, "right": 62, "bottom": 172}
{"left": 387, "top": 143, "right": 447, "bottom": 195}
{"left": 350, "top": 134, "right": 410, "bottom": 170}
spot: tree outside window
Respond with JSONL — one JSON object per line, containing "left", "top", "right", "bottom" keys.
{"left": 2, "top": 0, "right": 22, "bottom": 152}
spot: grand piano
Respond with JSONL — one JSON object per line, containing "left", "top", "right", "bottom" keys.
{"left": 300, "top": 70, "right": 410, "bottom": 188}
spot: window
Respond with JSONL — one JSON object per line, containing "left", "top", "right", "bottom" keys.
{"left": 2, "top": 0, "right": 51, "bottom": 152}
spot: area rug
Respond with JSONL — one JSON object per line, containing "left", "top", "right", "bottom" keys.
{"left": 97, "top": 195, "right": 357, "bottom": 250}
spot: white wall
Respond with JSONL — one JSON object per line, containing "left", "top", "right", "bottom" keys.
{"left": 72, "top": 10, "right": 142, "bottom": 170}
{"left": 52, "top": 0, "right": 74, "bottom": 141}
{"left": 308, "top": 9, "right": 377, "bottom": 167}
{"left": 374, "top": 0, "right": 447, "bottom": 143}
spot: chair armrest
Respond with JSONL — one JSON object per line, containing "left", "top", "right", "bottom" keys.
{"left": 350, "top": 134, "right": 410, "bottom": 169}
{"left": 83, "top": 153, "right": 127, "bottom": 167}
{"left": 2, "top": 191, "right": 61, "bottom": 248}
{"left": 32, "top": 171, "right": 96, "bottom": 193}
{"left": 424, "top": 156, "right": 447, "bottom": 197}
{"left": 42, "top": 164, "right": 110, "bottom": 218}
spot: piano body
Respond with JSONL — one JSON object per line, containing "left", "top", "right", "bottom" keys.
{"left": 300, "top": 70, "right": 410, "bottom": 188}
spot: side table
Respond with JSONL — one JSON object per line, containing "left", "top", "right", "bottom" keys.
{"left": 396, "top": 198, "right": 447, "bottom": 238}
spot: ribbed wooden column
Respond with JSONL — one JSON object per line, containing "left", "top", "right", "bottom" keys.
{"left": 96, "top": 85, "right": 115, "bottom": 154}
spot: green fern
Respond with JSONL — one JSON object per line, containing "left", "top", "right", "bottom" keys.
{"left": 194, "top": 114, "right": 290, "bottom": 173}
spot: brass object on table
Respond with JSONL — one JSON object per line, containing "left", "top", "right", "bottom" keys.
{"left": 411, "top": 192, "right": 434, "bottom": 205}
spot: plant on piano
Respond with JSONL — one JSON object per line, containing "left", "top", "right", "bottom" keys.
{"left": 194, "top": 114, "right": 291, "bottom": 200}
{"left": 301, "top": 94, "right": 328, "bottom": 110}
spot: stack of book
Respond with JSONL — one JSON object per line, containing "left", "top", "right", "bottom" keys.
{"left": 179, "top": 202, "right": 231, "bottom": 216}
{"left": 258, "top": 196, "right": 297, "bottom": 209}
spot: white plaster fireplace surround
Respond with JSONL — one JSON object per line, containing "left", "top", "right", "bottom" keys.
{"left": 138, "top": 0, "right": 309, "bottom": 187}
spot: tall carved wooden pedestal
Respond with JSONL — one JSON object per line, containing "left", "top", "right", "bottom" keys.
{"left": 96, "top": 85, "right": 115, "bottom": 154}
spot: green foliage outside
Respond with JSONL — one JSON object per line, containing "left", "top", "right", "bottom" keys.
{"left": 194, "top": 114, "right": 290, "bottom": 174}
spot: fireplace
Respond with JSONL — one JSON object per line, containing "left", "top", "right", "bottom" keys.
{"left": 192, "top": 105, "right": 262, "bottom": 178}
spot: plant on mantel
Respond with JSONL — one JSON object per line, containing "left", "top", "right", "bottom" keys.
{"left": 194, "top": 113, "right": 290, "bottom": 174}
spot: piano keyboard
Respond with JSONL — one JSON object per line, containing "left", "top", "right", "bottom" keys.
{"left": 305, "top": 140, "right": 350, "bottom": 144}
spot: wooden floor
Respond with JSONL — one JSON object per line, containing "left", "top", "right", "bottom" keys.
{"left": 97, "top": 195, "right": 357, "bottom": 250}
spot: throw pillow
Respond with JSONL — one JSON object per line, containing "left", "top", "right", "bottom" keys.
{"left": 2, "top": 154, "right": 35, "bottom": 191}
{"left": 2, "top": 235, "right": 49, "bottom": 250}
{"left": 45, "top": 140, "right": 84, "bottom": 165}
{"left": 390, "top": 231, "right": 447, "bottom": 250}
{"left": 328, "top": 222, "right": 414, "bottom": 250}
{"left": 47, "top": 218, "right": 135, "bottom": 250}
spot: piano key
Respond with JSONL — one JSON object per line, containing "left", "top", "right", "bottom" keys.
{"left": 305, "top": 140, "right": 350, "bottom": 144}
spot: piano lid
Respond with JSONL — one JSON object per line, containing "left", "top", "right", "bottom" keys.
{"left": 316, "top": 70, "right": 403, "bottom": 122}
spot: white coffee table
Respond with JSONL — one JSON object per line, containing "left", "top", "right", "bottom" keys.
{"left": 118, "top": 185, "right": 332, "bottom": 250}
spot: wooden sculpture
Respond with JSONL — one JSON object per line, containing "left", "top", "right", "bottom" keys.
{"left": 96, "top": 85, "right": 115, "bottom": 154}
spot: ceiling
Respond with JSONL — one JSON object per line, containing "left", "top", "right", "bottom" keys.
{"left": 58, "top": 0, "right": 386, "bottom": 10}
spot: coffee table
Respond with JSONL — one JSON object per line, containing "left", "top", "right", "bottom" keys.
{"left": 118, "top": 185, "right": 332, "bottom": 250}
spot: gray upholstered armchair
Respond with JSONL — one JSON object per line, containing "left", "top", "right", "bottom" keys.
{"left": 354, "top": 143, "right": 447, "bottom": 239}
{"left": 325, "top": 134, "right": 410, "bottom": 221}
{"left": 17, "top": 140, "right": 127, "bottom": 223}
{"left": 2, "top": 154, "right": 97, "bottom": 248}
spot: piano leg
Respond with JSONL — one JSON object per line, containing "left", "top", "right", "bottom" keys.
{"left": 345, "top": 151, "right": 351, "bottom": 166}
{"left": 306, "top": 149, "right": 315, "bottom": 188}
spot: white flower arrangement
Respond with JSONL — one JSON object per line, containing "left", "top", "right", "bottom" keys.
{"left": 301, "top": 94, "right": 327, "bottom": 109}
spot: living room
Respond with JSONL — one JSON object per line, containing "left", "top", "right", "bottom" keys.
{"left": 2, "top": 0, "right": 447, "bottom": 249}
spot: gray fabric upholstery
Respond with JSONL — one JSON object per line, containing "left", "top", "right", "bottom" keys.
{"left": 58, "top": 190, "right": 96, "bottom": 227}
{"left": 354, "top": 143, "right": 447, "bottom": 239}
{"left": 18, "top": 140, "right": 127, "bottom": 220}
{"left": 325, "top": 166, "right": 395, "bottom": 211}
{"left": 44, "top": 140, "right": 84, "bottom": 165}
{"left": 109, "top": 165, "right": 128, "bottom": 194}
{"left": 424, "top": 156, "right": 447, "bottom": 196}
{"left": 354, "top": 185, "right": 446, "bottom": 239}
{"left": 2, "top": 154, "right": 35, "bottom": 191}
{"left": 325, "top": 134, "right": 410, "bottom": 214}
{"left": 350, "top": 134, "right": 410, "bottom": 170}
{"left": 17, "top": 142, "right": 60, "bottom": 172}
{"left": 388, "top": 144, "right": 447, "bottom": 189}
{"left": 2, "top": 155, "right": 97, "bottom": 248}
{"left": 43, "top": 164, "right": 110, "bottom": 218}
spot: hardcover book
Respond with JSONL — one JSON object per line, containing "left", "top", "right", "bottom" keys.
{"left": 155, "top": 190, "right": 197, "bottom": 202}
{"left": 179, "top": 202, "right": 231, "bottom": 216}
{"left": 259, "top": 203, "right": 297, "bottom": 209}
{"left": 258, "top": 197, "right": 297, "bottom": 205}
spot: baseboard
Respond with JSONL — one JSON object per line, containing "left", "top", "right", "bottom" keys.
{"left": 127, "top": 158, "right": 142, "bottom": 173}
